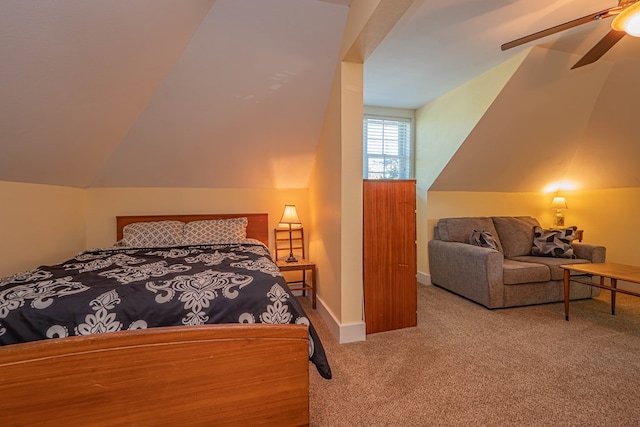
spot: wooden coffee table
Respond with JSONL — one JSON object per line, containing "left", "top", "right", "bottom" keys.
{"left": 561, "top": 263, "right": 640, "bottom": 320}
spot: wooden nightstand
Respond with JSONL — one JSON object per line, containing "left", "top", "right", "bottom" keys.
{"left": 274, "top": 227, "right": 317, "bottom": 309}
{"left": 276, "top": 259, "right": 316, "bottom": 309}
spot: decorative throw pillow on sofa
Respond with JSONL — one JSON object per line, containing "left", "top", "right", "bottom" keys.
{"left": 469, "top": 230, "right": 498, "bottom": 250}
{"left": 531, "top": 226, "right": 577, "bottom": 258}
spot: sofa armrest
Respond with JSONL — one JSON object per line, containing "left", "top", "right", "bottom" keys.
{"left": 428, "top": 239, "right": 505, "bottom": 308}
{"left": 572, "top": 243, "right": 606, "bottom": 263}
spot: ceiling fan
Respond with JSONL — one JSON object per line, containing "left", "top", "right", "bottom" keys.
{"left": 501, "top": 0, "right": 640, "bottom": 69}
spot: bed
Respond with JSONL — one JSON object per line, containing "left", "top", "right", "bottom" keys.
{"left": 0, "top": 213, "right": 330, "bottom": 426}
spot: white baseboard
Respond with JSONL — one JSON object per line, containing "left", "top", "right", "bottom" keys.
{"left": 337, "top": 321, "right": 367, "bottom": 344}
{"left": 417, "top": 271, "right": 431, "bottom": 286}
{"left": 315, "top": 296, "right": 366, "bottom": 344}
{"left": 311, "top": 273, "right": 434, "bottom": 344}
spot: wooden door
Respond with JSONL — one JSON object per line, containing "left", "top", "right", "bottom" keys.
{"left": 363, "top": 180, "right": 417, "bottom": 334}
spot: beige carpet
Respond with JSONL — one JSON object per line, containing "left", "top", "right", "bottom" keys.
{"left": 301, "top": 285, "right": 640, "bottom": 426}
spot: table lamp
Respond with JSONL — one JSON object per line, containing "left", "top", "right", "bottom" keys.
{"left": 551, "top": 196, "right": 568, "bottom": 227}
{"left": 279, "top": 204, "right": 301, "bottom": 262}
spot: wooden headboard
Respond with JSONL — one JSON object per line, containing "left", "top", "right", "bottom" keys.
{"left": 116, "top": 213, "right": 269, "bottom": 246}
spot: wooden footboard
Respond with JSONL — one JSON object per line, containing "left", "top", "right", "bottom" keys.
{"left": 0, "top": 324, "right": 309, "bottom": 426}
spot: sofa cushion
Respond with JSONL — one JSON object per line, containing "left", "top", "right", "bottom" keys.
{"left": 503, "top": 259, "right": 550, "bottom": 285}
{"left": 436, "top": 217, "right": 503, "bottom": 253}
{"left": 511, "top": 256, "right": 591, "bottom": 281}
{"left": 492, "top": 216, "right": 540, "bottom": 258}
{"left": 531, "top": 226, "right": 577, "bottom": 258}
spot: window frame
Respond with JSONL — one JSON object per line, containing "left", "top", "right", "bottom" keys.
{"left": 363, "top": 107, "right": 415, "bottom": 180}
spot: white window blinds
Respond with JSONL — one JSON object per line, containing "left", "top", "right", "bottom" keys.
{"left": 363, "top": 116, "right": 412, "bottom": 179}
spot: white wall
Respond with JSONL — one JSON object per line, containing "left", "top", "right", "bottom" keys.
{"left": 0, "top": 182, "right": 309, "bottom": 278}
{"left": 85, "top": 187, "right": 309, "bottom": 250}
{"left": 414, "top": 49, "right": 529, "bottom": 280}
{"left": 309, "top": 0, "right": 403, "bottom": 344}
{"left": 0, "top": 181, "right": 85, "bottom": 277}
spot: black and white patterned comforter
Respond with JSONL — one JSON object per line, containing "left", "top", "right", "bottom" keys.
{"left": 0, "top": 242, "right": 332, "bottom": 379}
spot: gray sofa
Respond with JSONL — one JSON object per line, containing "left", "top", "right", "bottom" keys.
{"left": 428, "top": 216, "right": 606, "bottom": 309}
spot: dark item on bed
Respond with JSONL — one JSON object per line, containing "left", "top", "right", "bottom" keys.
{"left": 0, "top": 241, "right": 331, "bottom": 377}
{"left": 0, "top": 213, "right": 331, "bottom": 425}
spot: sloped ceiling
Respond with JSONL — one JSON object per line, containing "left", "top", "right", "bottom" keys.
{"left": 365, "top": 0, "right": 640, "bottom": 109}
{"left": 430, "top": 45, "right": 640, "bottom": 192}
{"left": 1, "top": 0, "right": 639, "bottom": 192}
{"left": 0, "top": 0, "right": 349, "bottom": 189}
{"left": 364, "top": 0, "right": 640, "bottom": 192}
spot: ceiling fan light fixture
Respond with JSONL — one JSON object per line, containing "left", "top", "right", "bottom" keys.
{"left": 612, "top": 2, "right": 640, "bottom": 37}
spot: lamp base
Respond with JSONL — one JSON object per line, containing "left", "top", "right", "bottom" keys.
{"left": 286, "top": 255, "right": 298, "bottom": 263}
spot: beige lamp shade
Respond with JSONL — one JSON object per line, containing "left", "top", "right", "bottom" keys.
{"left": 278, "top": 205, "right": 301, "bottom": 228}
{"left": 550, "top": 196, "right": 568, "bottom": 210}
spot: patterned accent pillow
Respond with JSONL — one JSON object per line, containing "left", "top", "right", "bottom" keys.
{"left": 531, "top": 226, "right": 577, "bottom": 258}
{"left": 181, "top": 218, "right": 248, "bottom": 244}
{"left": 119, "top": 221, "right": 185, "bottom": 247}
{"left": 469, "top": 230, "right": 498, "bottom": 250}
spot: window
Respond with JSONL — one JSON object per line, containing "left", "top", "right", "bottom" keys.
{"left": 363, "top": 115, "right": 413, "bottom": 179}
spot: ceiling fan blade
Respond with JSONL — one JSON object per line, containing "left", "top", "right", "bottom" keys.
{"left": 571, "top": 29, "right": 626, "bottom": 69}
{"left": 501, "top": 8, "right": 620, "bottom": 51}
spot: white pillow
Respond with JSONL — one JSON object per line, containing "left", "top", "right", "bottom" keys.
{"left": 118, "top": 221, "right": 185, "bottom": 247}
{"left": 181, "top": 218, "right": 248, "bottom": 244}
